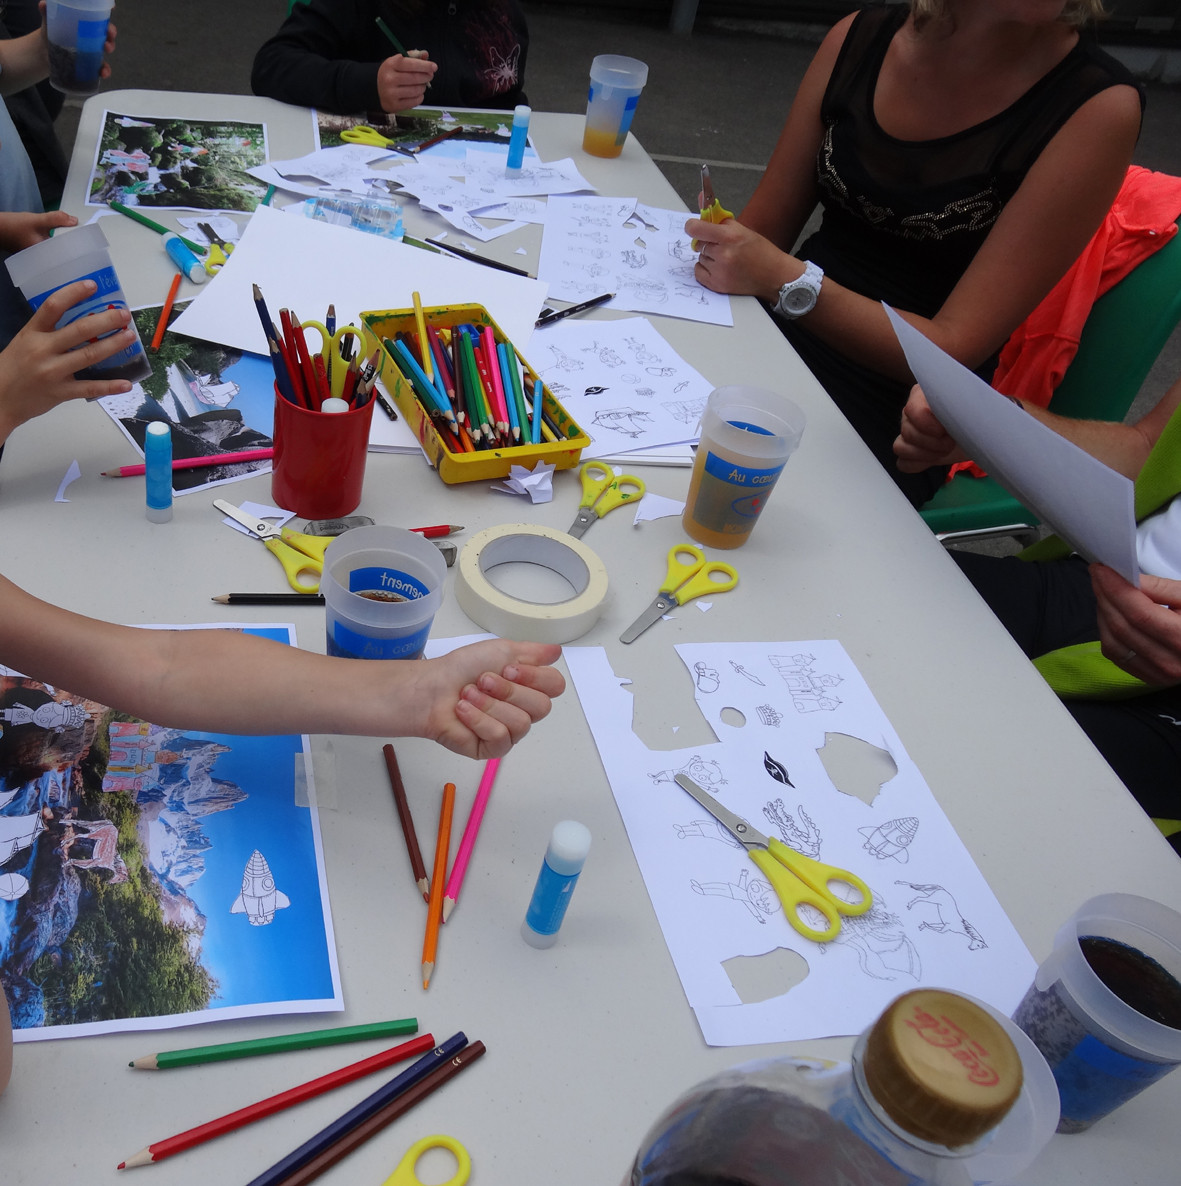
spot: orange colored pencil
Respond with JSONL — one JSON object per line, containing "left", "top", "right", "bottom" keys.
{"left": 150, "top": 271, "right": 183, "bottom": 352}
{"left": 421, "top": 782, "right": 455, "bottom": 990}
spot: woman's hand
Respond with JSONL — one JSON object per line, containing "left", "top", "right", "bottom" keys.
{"left": 684, "top": 215, "right": 795, "bottom": 300}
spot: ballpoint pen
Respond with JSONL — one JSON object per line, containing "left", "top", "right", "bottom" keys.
{"left": 536, "top": 292, "right": 615, "bottom": 327}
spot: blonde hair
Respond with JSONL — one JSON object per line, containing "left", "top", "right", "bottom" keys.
{"left": 909, "top": 0, "right": 1107, "bottom": 31}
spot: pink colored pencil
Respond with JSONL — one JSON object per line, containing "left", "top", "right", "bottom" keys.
{"left": 102, "top": 447, "right": 275, "bottom": 478}
{"left": 479, "top": 326, "right": 510, "bottom": 437}
{"left": 442, "top": 757, "right": 501, "bottom": 922}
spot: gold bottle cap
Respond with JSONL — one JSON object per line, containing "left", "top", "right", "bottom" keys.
{"left": 863, "top": 989, "right": 1023, "bottom": 1148}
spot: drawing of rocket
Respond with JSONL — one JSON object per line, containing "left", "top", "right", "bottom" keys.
{"left": 858, "top": 817, "right": 919, "bottom": 863}
{"left": 230, "top": 849, "right": 291, "bottom": 926}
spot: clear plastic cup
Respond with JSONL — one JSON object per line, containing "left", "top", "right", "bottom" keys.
{"left": 1013, "top": 892, "right": 1181, "bottom": 1132}
{"left": 323, "top": 526, "right": 447, "bottom": 661}
{"left": 582, "top": 55, "right": 649, "bottom": 159}
{"left": 4, "top": 223, "right": 151, "bottom": 382}
{"left": 46, "top": 0, "right": 111, "bottom": 96}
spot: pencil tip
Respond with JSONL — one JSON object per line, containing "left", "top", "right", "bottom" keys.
{"left": 442, "top": 897, "right": 455, "bottom": 923}
{"left": 117, "top": 1163, "right": 125, "bottom": 1171}
{"left": 421, "top": 962, "right": 433, "bottom": 989}
{"left": 211, "top": 595, "right": 229, "bottom": 603}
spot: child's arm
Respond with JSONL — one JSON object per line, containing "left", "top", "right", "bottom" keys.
{"left": 0, "top": 573, "right": 565, "bottom": 760}
{"left": 0, "top": 278, "right": 136, "bottom": 445}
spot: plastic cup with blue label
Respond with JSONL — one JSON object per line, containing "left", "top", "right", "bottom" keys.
{"left": 5, "top": 223, "right": 151, "bottom": 383}
{"left": 322, "top": 526, "right": 446, "bottom": 661}
{"left": 582, "top": 55, "right": 648, "bottom": 159}
{"left": 682, "top": 386, "right": 806, "bottom": 550}
{"left": 46, "top": 0, "right": 111, "bottom": 95}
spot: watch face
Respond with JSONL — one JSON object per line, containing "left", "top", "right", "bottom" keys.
{"left": 784, "top": 288, "right": 814, "bottom": 313}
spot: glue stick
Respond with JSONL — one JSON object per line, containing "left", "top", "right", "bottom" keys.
{"left": 521, "top": 820, "right": 591, "bottom": 948}
{"left": 144, "top": 421, "right": 173, "bottom": 523}
{"left": 505, "top": 104, "right": 531, "bottom": 176}
{"left": 162, "top": 232, "right": 207, "bottom": 284}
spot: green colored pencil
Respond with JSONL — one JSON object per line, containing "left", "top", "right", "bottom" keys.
{"left": 375, "top": 16, "right": 407, "bottom": 55}
{"left": 108, "top": 200, "right": 207, "bottom": 255}
{"left": 129, "top": 1017, "right": 419, "bottom": 1070}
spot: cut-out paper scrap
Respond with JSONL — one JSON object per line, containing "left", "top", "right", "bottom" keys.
{"left": 54, "top": 459, "right": 82, "bottom": 502}
{"left": 489, "top": 460, "right": 555, "bottom": 503}
{"left": 633, "top": 492, "right": 685, "bottom": 524}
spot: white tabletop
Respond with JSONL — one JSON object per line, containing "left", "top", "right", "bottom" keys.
{"left": 2, "top": 91, "right": 1179, "bottom": 1185}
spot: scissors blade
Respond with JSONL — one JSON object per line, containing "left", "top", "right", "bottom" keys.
{"left": 568, "top": 508, "right": 596, "bottom": 538}
{"left": 673, "top": 773, "right": 770, "bottom": 849}
{"left": 619, "top": 593, "right": 677, "bottom": 644}
{"left": 213, "top": 498, "right": 279, "bottom": 541}
{"left": 701, "top": 163, "right": 716, "bottom": 211}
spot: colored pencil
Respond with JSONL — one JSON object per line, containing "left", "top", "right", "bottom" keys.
{"left": 410, "top": 524, "right": 463, "bottom": 539}
{"left": 292, "top": 313, "right": 319, "bottom": 407}
{"left": 150, "top": 271, "right": 183, "bottom": 352}
{"left": 422, "top": 237, "right": 534, "bottom": 277}
{"left": 531, "top": 377, "right": 544, "bottom": 444}
{"left": 312, "top": 352, "right": 331, "bottom": 407}
{"left": 504, "top": 339, "right": 530, "bottom": 439}
{"left": 242, "top": 1033, "right": 468, "bottom": 1186}
{"left": 535, "top": 292, "right": 615, "bottom": 327}
{"left": 372, "top": 386, "right": 398, "bottom": 420}
{"left": 116, "top": 1034, "right": 435, "bottom": 1169}
{"left": 406, "top": 126, "right": 463, "bottom": 155}
{"left": 480, "top": 327, "right": 509, "bottom": 439}
{"left": 411, "top": 290, "right": 433, "bottom": 382}
{"left": 382, "top": 743, "right": 429, "bottom": 902}
{"left": 262, "top": 184, "right": 277, "bottom": 206}
{"left": 280, "top": 308, "right": 308, "bottom": 406}
{"left": 273, "top": 1043, "right": 486, "bottom": 1186}
{"left": 389, "top": 338, "right": 458, "bottom": 433}
{"left": 128, "top": 1017, "right": 419, "bottom": 1070}
{"left": 103, "top": 448, "right": 275, "bottom": 478}
{"left": 374, "top": 14, "right": 407, "bottom": 55}
{"left": 497, "top": 341, "right": 520, "bottom": 440}
{"left": 108, "top": 200, "right": 207, "bottom": 255}
{"left": 213, "top": 593, "right": 326, "bottom": 605}
{"left": 442, "top": 758, "right": 500, "bottom": 922}
{"left": 422, "top": 783, "right": 455, "bottom": 990}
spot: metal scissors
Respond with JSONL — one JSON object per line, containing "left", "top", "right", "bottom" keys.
{"left": 567, "top": 460, "right": 645, "bottom": 539}
{"left": 298, "top": 320, "right": 363, "bottom": 398}
{"left": 197, "top": 222, "right": 234, "bottom": 275}
{"left": 691, "top": 163, "right": 734, "bottom": 251}
{"left": 340, "top": 123, "right": 400, "bottom": 150}
{"left": 674, "top": 772, "right": 872, "bottom": 943}
{"left": 620, "top": 543, "right": 738, "bottom": 643}
{"left": 380, "top": 1135, "right": 471, "bottom": 1186}
{"left": 214, "top": 499, "right": 333, "bottom": 593}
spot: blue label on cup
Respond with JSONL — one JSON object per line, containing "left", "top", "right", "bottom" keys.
{"left": 346, "top": 566, "right": 429, "bottom": 600}
{"left": 29, "top": 264, "right": 144, "bottom": 374}
{"left": 702, "top": 450, "right": 785, "bottom": 493}
{"left": 328, "top": 620, "right": 431, "bottom": 661}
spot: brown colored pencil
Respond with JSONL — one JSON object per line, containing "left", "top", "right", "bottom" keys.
{"left": 421, "top": 783, "right": 455, "bottom": 990}
{"left": 382, "top": 743, "right": 429, "bottom": 902}
{"left": 271, "top": 1042, "right": 486, "bottom": 1186}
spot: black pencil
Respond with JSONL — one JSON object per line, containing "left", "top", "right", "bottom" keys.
{"left": 212, "top": 593, "right": 326, "bottom": 605}
{"left": 421, "top": 237, "right": 534, "bottom": 278}
{"left": 536, "top": 292, "right": 615, "bottom": 327}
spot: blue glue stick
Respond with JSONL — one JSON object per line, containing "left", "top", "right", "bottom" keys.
{"left": 145, "top": 420, "right": 172, "bottom": 523}
{"left": 161, "top": 232, "right": 207, "bottom": 284}
{"left": 505, "top": 104, "right": 531, "bottom": 177}
{"left": 522, "top": 820, "right": 591, "bottom": 948}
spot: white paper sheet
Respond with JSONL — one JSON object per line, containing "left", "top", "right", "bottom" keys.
{"left": 248, "top": 143, "right": 398, "bottom": 197}
{"left": 171, "top": 205, "right": 549, "bottom": 355}
{"left": 886, "top": 307, "right": 1139, "bottom": 583}
{"left": 526, "top": 317, "right": 712, "bottom": 460}
{"left": 565, "top": 641, "right": 1036, "bottom": 1046}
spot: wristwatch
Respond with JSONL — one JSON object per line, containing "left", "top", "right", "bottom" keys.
{"left": 773, "top": 261, "right": 824, "bottom": 320}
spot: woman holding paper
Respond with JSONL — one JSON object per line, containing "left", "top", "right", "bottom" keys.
{"left": 686, "top": 0, "right": 1142, "bottom": 507}
{"left": 895, "top": 374, "right": 1181, "bottom": 851}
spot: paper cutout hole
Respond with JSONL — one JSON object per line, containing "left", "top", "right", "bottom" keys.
{"left": 723, "top": 946, "right": 809, "bottom": 1004}
{"left": 624, "top": 656, "right": 720, "bottom": 751}
{"left": 817, "top": 732, "right": 896, "bottom": 806}
{"left": 719, "top": 706, "right": 745, "bottom": 728}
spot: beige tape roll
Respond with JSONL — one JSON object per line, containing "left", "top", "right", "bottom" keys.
{"left": 454, "top": 524, "right": 610, "bottom": 644}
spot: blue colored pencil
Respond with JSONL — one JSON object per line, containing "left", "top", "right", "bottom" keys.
{"left": 497, "top": 341, "right": 520, "bottom": 441}
{"left": 531, "top": 378, "right": 544, "bottom": 445}
{"left": 390, "top": 338, "right": 458, "bottom": 433}
{"left": 244, "top": 1033, "right": 468, "bottom": 1186}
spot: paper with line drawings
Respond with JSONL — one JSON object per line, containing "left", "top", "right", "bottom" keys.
{"left": 564, "top": 640, "right": 1034, "bottom": 1046}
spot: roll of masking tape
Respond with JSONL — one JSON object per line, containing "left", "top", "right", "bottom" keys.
{"left": 455, "top": 524, "right": 610, "bottom": 644}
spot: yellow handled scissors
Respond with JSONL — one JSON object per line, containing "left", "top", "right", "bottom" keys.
{"left": 299, "top": 321, "right": 363, "bottom": 399}
{"left": 214, "top": 499, "right": 333, "bottom": 593}
{"left": 341, "top": 124, "right": 400, "bottom": 150}
{"left": 380, "top": 1135, "right": 471, "bottom": 1186}
{"left": 674, "top": 772, "right": 873, "bottom": 943}
{"left": 567, "top": 461, "right": 645, "bottom": 539}
{"left": 197, "top": 222, "right": 235, "bottom": 276}
{"left": 619, "top": 543, "right": 738, "bottom": 643}
{"left": 691, "top": 163, "right": 734, "bottom": 251}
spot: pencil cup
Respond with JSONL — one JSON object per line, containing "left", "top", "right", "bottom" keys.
{"left": 46, "top": 0, "right": 111, "bottom": 95}
{"left": 323, "top": 526, "right": 446, "bottom": 660}
{"left": 582, "top": 55, "right": 648, "bottom": 159}
{"left": 682, "top": 386, "right": 806, "bottom": 550}
{"left": 271, "top": 384, "right": 375, "bottom": 520}
{"left": 5, "top": 223, "right": 150, "bottom": 382}
{"left": 1012, "top": 893, "right": 1181, "bottom": 1133}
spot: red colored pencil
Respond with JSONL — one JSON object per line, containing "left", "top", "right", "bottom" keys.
{"left": 409, "top": 524, "right": 463, "bottom": 539}
{"left": 312, "top": 352, "right": 331, "bottom": 407}
{"left": 150, "top": 272, "right": 183, "bottom": 352}
{"left": 115, "top": 1033, "right": 436, "bottom": 1169}
{"left": 279, "top": 308, "right": 308, "bottom": 406}
{"left": 291, "top": 313, "right": 319, "bottom": 408}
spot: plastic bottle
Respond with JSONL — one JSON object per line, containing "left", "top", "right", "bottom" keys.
{"left": 625, "top": 989, "right": 1059, "bottom": 1186}
{"left": 144, "top": 420, "right": 172, "bottom": 523}
{"left": 521, "top": 820, "right": 590, "bottom": 948}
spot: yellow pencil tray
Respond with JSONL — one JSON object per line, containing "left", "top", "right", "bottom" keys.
{"left": 361, "top": 304, "right": 590, "bottom": 485}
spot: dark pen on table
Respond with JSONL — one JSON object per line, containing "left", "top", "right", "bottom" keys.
{"left": 535, "top": 292, "right": 615, "bottom": 328}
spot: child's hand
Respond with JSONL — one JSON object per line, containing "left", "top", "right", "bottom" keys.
{"left": 376, "top": 51, "right": 437, "bottom": 113}
{"left": 0, "top": 279, "right": 135, "bottom": 443}
{"left": 405, "top": 640, "right": 565, "bottom": 760}
{"left": 0, "top": 210, "right": 77, "bottom": 253}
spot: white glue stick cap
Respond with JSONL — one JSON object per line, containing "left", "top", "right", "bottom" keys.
{"left": 320, "top": 397, "right": 350, "bottom": 414}
{"left": 547, "top": 820, "right": 592, "bottom": 875}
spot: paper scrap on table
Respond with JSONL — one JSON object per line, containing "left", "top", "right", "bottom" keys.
{"left": 634, "top": 492, "right": 685, "bottom": 523}
{"left": 885, "top": 307, "right": 1138, "bottom": 584}
{"left": 172, "top": 204, "right": 549, "bottom": 356}
{"left": 564, "top": 641, "right": 1036, "bottom": 1046}
{"left": 490, "top": 460, "right": 556, "bottom": 503}
{"left": 55, "top": 459, "right": 82, "bottom": 502}
{"left": 538, "top": 196, "right": 732, "bottom": 327}
{"left": 471, "top": 197, "right": 549, "bottom": 224}
{"left": 461, "top": 149, "right": 593, "bottom": 199}
{"left": 248, "top": 143, "right": 396, "bottom": 198}
{"left": 527, "top": 316, "right": 712, "bottom": 460}
{"left": 177, "top": 214, "right": 242, "bottom": 245}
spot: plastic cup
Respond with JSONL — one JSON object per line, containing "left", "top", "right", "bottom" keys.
{"left": 4, "top": 223, "right": 151, "bottom": 382}
{"left": 1012, "top": 892, "right": 1181, "bottom": 1132}
{"left": 45, "top": 0, "right": 111, "bottom": 96}
{"left": 323, "top": 526, "right": 447, "bottom": 661}
{"left": 582, "top": 55, "right": 649, "bottom": 159}
{"left": 682, "top": 386, "right": 806, "bottom": 549}
{"left": 271, "top": 385, "right": 375, "bottom": 520}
